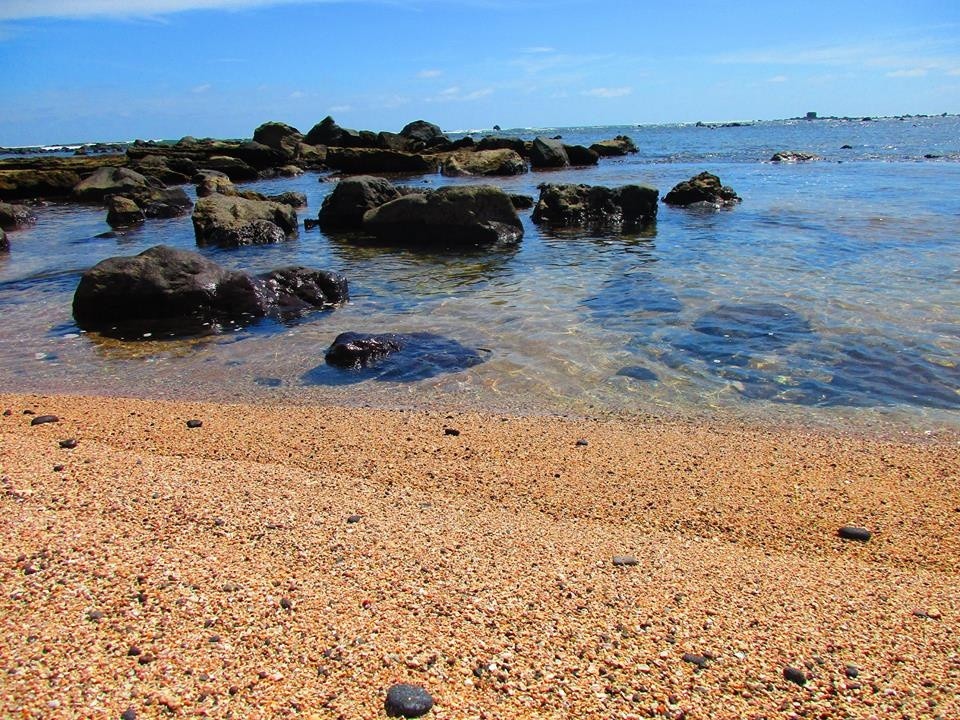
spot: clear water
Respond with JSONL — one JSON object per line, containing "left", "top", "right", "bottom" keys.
{"left": 1, "top": 117, "right": 958, "bottom": 433}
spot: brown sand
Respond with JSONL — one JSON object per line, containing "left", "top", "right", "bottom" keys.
{"left": 1, "top": 393, "right": 958, "bottom": 719}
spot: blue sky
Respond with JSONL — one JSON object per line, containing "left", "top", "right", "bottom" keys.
{"left": 1, "top": 0, "right": 958, "bottom": 145}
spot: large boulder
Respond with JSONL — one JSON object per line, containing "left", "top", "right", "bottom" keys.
{"left": 477, "top": 136, "right": 529, "bottom": 156}
{"left": 590, "top": 135, "right": 638, "bottom": 157}
{"left": 0, "top": 202, "right": 36, "bottom": 230}
{"left": 0, "top": 169, "right": 81, "bottom": 200}
{"left": 219, "top": 141, "right": 288, "bottom": 171}
{"left": 318, "top": 175, "right": 401, "bottom": 230}
{"left": 400, "top": 120, "right": 448, "bottom": 149}
{"left": 192, "top": 194, "right": 298, "bottom": 247}
{"left": 295, "top": 142, "right": 327, "bottom": 167}
{"left": 305, "top": 116, "right": 368, "bottom": 148}
{"left": 128, "top": 155, "right": 192, "bottom": 185}
{"left": 253, "top": 122, "right": 304, "bottom": 157}
{"left": 73, "top": 166, "right": 158, "bottom": 202}
{"left": 564, "top": 144, "right": 600, "bottom": 166}
{"left": 441, "top": 149, "right": 526, "bottom": 177}
{"left": 196, "top": 172, "right": 237, "bottom": 197}
{"left": 72, "top": 245, "right": 347, "bottom": 338}
{"left": 324, "top": 147, "right": 438, "bottom": 174}
{"left": 662, "top": 172, "right": 740, "bottom": 207}
{"left": 529, "top": 137, "right": 570, "bottom": 168}
{"left": 362, "top": 185, "right": 523, "bottom": 247}
{"left": 198, "top": 156, "right": 259, "bottom": 182}
{"left": 106, "top": 196, "right": 145, "bottom": 228}
{"left": 532, "top": 183, "right": 659, "bottom": 227}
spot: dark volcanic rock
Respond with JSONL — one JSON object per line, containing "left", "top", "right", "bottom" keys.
{"left": 0, "top": 169, "right": 82, "bottom": 200}
{"left": 783, "top": 666, "right": 807, "bottom": 686}
{"left": 325, "top": 332, "right": 406, "bottom": 369}
{"left": 385, "top": 683, "right": 434, "bottom": 718}
{"left": 220, "top": 141, "right": 288, "bottom": 171}
{"left": 590, "top": 135, "right": 639, "bottom": 156}
{"left": 318, "top": 176, "right": 401, "bottom": 230}
{"left": 192, "top": 194, "right": 297, "bottom": 247}
{"left": 441, "top": 149, "right": 526, "bottom": 177}
{"left": 106, "top": 196, "right": 146, "bottom": 228}
{"left": 0, "top": 202, "right": 37, "bottom": 230}
{"left": 252, "top": 121, "right": 304, "bottom": 157}
{"left": 362, "top": 185, "right": 523, "bottom": 247}
{"left": 771, "top": 150, "right": 819, "bottom": 163}
{"left": 838, "top": 525, "right": 872, "bottom": 542}
{"left": 198, "top": 156, "right": 259, "bottom": 182}
{"left": 73, "top": 166, "right": 158, "bottom": 202}
{"left": 30, "top": 414, "right": 59, "bottom": 426}
{"left": 0, "top": 228, "right": 7, "bottom": 252}
{"left": 529, "top": 137, "right": 570, "bottom": 168}
{"left": 663, "top": 172, "right": 740, "bottom": 207}
{"left": 563, "top": 144, "right": 600, "bottom": 166}
{"left": 532, "top": 183, "right": 659, "bottom": 227}
{"left": 324, "top": 147, "right": 437, "bottom": 174}
{"left": 304, "top": 116, "right": 369, "bottom": 148}
{"left": 400, "top": 120, "right": 447, "bottom": 145}
{"left": 477, "top": 136, "right": 529, "bottom": 157}
{"left": 259, "top": 266, "right": 349, "bottom": 313}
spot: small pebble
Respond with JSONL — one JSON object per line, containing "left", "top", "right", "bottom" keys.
{"left": 121, "top": 708, "right": 137, "bottom": 720}
{"left": 137, "top": 653, "right": 155, "bottom": 665}
{"left": 86, "top": 609, "right": 104, "bottom": 622}
{"left": 2, "top": 409, "right": 11, "bottom": 416}
{"left": 59, "top": 438, "right": 78, "bottom": 449}
{"left": 783, "top": 666, "right": 807, "bottom": 686}
{"left": 53, "top": 464, "right": 64, "bottom": 472}
{"left": 682, "top": 653, "right": 708, "bottom": 669}
{"left": 576, "top": 438, "right": 589, "bottom": 446}
{"left": 30, "top": 414, "right": 59, "bottom": 426}
{"left": 347, "top": 514, "right": 362, "bottom": 524}
{"left": 838, "top": 525, "right": 872, "bottom": 542}
{"left": 280, "top": 597, "right": 293, "bottom": 610}
{"left": 186, "top": 419, "right": 203, "bottom": 428}
{"left": 127, "top": 646, "right": 141, "bottom": 656}
{"left": 612, "top": 555, "right": 638, "bottom": 566}
{"left": 22, "top": 409, "right": 35, "bottom": 415}
{"left": 385, "top": 683, "right": 434, "bottom": 718}
{"left": 443, "top": 427, "right": 460, "bottom": 436}
{"left": 845, "top": 664, "right": 859, "bottom": 678}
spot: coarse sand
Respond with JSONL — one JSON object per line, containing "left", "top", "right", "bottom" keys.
{"left": 1, "top": 393, "right": 958, "bottom": 719}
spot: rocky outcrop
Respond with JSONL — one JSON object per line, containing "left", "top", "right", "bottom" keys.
{"left": 770, "top": 151, "right": 818, "bottom": 163}
{"left": 0, "top": 202, "right": 36, "bottom": 230}
{"left": 325, "top": 332, "right": 406, "bottom": 369}
{"left": 441, "top": 149, "right": 526, "bottom": 177}
{"left": 564, "top": 144, "right": 600, "bottom": 166}
{"left": 253, "top": 121, "right": 304, "bottom": 157}
{"left": 304, "top": 116, "right": 372, "bottom": 148}
{"left": 529, "top": 137, "right": 569, "bottom": 168}
{"left": 662, "top": 172, "right": 740, "bottom": 207}
{"left": 192, "top": 194, "right": 298, "bottom": 247}
{"left": 532, "top": 183, "right": 659, "bottom": 227}
{"left": 477, "top": 137, "right": 529, "bottom": 156}
{"left": 73, "top": 166, "right": 159, "bottom": 202}
{"left": 318, "top": 176, "right": 401, "bottom": 230}
{"left": 196, "top": 172, "right": 236, "bottom": 197}
{"left": 106, "top": 196, "right": 145, "bottom": 227}
{"left": 128, "top": 155, "right": 192, "bottom": 185}
{"left": 198, "top": 155, "right": 259, "bottom": 182}
{"left": 73, "top": 245, "right": 347, "bottom": 338}
{"left": 400, "top": 120, "right": 448, "bottom": 149}
{"left": 0, "top": 169, "right": 83, "bottom": 200}
{"left": 324, "top": 147, "right": 438, "bottom": 174}
{"left": 362, "top": 185, "right": 523, "bottom": 247}
{"left": 590, "top": 135, "right": 638, "bottom": 156}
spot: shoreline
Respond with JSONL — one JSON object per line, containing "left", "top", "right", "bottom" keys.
{"left": 2, "top": 392, "right": 958, "bottom": 718}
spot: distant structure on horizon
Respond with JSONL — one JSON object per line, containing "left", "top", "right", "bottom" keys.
{"left": 805, "top": 111, "right": 818, "bottom": 120}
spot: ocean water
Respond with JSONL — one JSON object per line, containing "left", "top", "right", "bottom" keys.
{"left": 1, "top": 117, "right": 958, "bottom": 433}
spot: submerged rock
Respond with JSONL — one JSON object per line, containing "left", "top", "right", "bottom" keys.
{"left": 0, "top": 202, "right": 37, "bottom": 230}
{"left": 770, "top": 150, "right": 819, "bottom": 163}
{"left": 441, "top": 149, "right": 526, "bottom": 177}
{"left": 106, "top": 196, "right": 145, "bottom": 228}
{"left": 192, "top": 194, "right": 298, "bottom": 247}
{"left": 72, "top": 245, "right": 346, "bottom": 338}
{"left": 325, "top": 332, "right": 406, "bottom": 369}
{"left": 532, "top": 183, "right": 659, "bottom": 227}
{"left": 662, "top": 172, "right": 740, "bottom": 207}
{"left": 363, "top": 185, "right": 523, "bottom": 247}
{"left": 318, "top": 175, "right": 401, "bottom": 230}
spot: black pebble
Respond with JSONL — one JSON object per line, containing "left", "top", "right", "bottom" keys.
{"left": 838, "top": 525, "right": 872, "bottom": 542}
{"left": 53, "top": 464, "right": 64, "bottom": 472}
{"left": 121, "top": 708, "right": 137, "bottom": 720}
{"left": 127, "top": 646, "right": 141, "bottom": 656}
{"left": 86, "top": 609, "right": 104, "bottom": 622}
{"left": 385, "top": 683, "right": 434, "bottom": 718}
{"left": 280, "top": 597, "right": 292, "bottom": 610}
{"left": 2, "top": 409, "right": 11, "bottom": 416}
{"left": 186, "top": 419, "right": 203, "bottom": 428}
{"left": 576, "top": 439, "right": 589, "bottom": 446}
{"left": 443, "top": 428, "right": 460, "bottom": 436}
{"left": 682, "top": 653, "right": 708, "bottom": 669}
{"left": 31, "top": 414, "right": 59, "bottom": 426}
{"left": 783, "top": 665, "right": 807, "bottom": 686}
{"left": 23, "top": 409, "right": 35, "bottom": 415}
{"left": 612, "top": 555, "right": 638, "bottom": 566}
{"left": 845, "top": 664, "right": 859, "bottom": 678}
{"left": 347, "top": 514, "right": 362, "bottom": 524}
{"left": 59, "top": 438, "right": 78, "bottom": 449}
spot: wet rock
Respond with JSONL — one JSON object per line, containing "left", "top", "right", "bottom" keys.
{"left": 0, "top": 228, "right": 7, "bottom": 252}
{"left": 259, "top": 266, "right": 349, "bottom": 314}
{"left": 532, "top": 183, "right": 659, "bottom": 227}
{"left": 530, "top": 137, "right": 570, "bottom": 168}
{"left": 325, "top": 147, "right": 437, "bottom": 174}
{"left": 612, "top": 555, "right": 638, "bottom": 566}
{"left": 73, "top": 166, "right": 157, "bottom": 202}
{"left": 477, "top": 136, "right": 529, "bottom": 157}
{"left": 196, "top": 173, "right": 237, "bottom": 197}
{"left": 198, "top": 155, "right": 259, "bottom": 182}
{"left": 590, "top": 135, "right": 639, "bottom": 156}
{"left": 510, "top": 194, "right": 535, "bottom": 210}
{"left": 771, "top": 150, "right": 819, "bottom": 163}
{"left": 564, "top": 144, "right": 600, "bottom": 166}
{"left": 318, "top": 176, "right": 401, "bottom": 230}
{"left": 400, "top": 119, "right": 448, "bottom": 149}
{"left": 441, "top": 149, "right": 526, "bottom": 177}
{"left": 783, "top": 666, "right": 807, "bottom": 686}
{"left": 0, "top": 169, "right": 82, "bottom": 200}
{"left": 59, "top": 438, "right": 78, "bottom": 449}
{"left": 128, "top": 155, "right": 191, "bottom": 185}
{"left": 326, "top": 332, "right": 406, "bottom": 369}
{"left": 363, "top": 185, "right": 523, "bottom": 247}
{"left": 252, "top": 121, "right": 304, "bottom": 158}
{"left": 186, "top": 419, "right": 203, "bottom": 428}
{"left": 616, "top": 366, "right": 658, "bottom": 382}
{"left": 692, "top": 302, "right": 812, "bottom": 352}
{"left": 841, "top": 144, "right": 854, "bottom": 150}
{"left": 385, "top": 683, "right": 434, "bottom": 718}
{"left": 0, "top": 202, "right": 36, "bottom": 230}
{"left": 838, "top": 525, "right": 872, "bottom": 542}
{"left": 192, "top": 194, "right": 297, "bottom": 247}
{"left": 106, "top": 196, "right": 145, "bottom": 228}
{"left": 30, "top": 415, "right": 59, "bottom": 426}
{"left": 264, "top": 191, "right": 307, "bottom": 208}
{"left": 662, "top": 172, "right": 740, "bottom": 207}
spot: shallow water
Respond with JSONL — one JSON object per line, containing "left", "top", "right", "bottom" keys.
{"left": 1, "top": 117, "right": 958, "bottom": 433}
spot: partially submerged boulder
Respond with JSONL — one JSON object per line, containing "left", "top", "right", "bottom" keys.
{"left": 441, "top": 149, "right": 526, "bottom": 177}
{"left": 0, "top": 202, "right": 36, "bottom": 230}
{"left": 325, "top": 332, "right": 405, "bottom": 369}
{"left": 72, "top": 245, "right": 347, "bottom": 338}
{"left": 530, "top": 137, "right": 569, "bottom": 168}
{"left": 324, "top": 147, "right": 438, "bottom": 174}
{"left": 192, "top": 194, "right": 298, "bottom": 247}
{"left": 318, "top": 175, "right": 401, "bottom": 230}
{"left": 106, "top": 196, "right": 145, "bottom": 228}
{"left": 73, "top": 166, "right": 158, "bottom": 202}
{"left": 770, "top": 150, "right": 818, "bottom": 163}
{"left": 532, "top": 183, "right": 659, "bottom": 227}
{"left": 0, "top": 169, "right": 82, "bottom": 200}
{"left": 564, "top": 144, "right": 600, "bottom": 166}
{"left": 362, "top": 185, "right": 523, "bottom": 247}
{"left": 662, "top": 172, "right": 740, "bottom": 207}
{"left": 590, "top": 135, "right": 639, "bottom": 157}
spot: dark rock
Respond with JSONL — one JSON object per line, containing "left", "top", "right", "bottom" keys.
{"left": 385, "top": 683, "right": 434, "bottom": 718}
{"left": 0, "top": 169, "right": 82, "bottom": 200}
{"left": 318, "top": 176, "right": 401, "bottom": 230}
{"left": 363, "top": 185, "right": 523, "bottom": 247}
{"left": 590, "top": 135, "right": 639, "bottom": 156}
{"left": 280, "top": 597, "right": 293, "bottom": 610}
{"left": 53, "top": 464, "right": 64, "bottom": 472}
{"left": 127, "top": 646, "right": 141, "bottom": 656}
{"left": 682, "top": 653, "right": 709, "bottom": 669}
{"left": 0, "top": 228, "right": 7, "bottom": 252}
{"left": 444, "top": 428, "right": 460, "bottom": 436}
{"left": 441, "top": 149, "right": 526, "bottom": 177}
{"left": 192, "top": 194, "right": 297, "bottom": 248}
{"left": 616, "top": 366, "right": 658, "bottom": 382}
{"left": 840, "top": 144, "right": 854, "bottom": 150}
{"left": 129, "top": 155, "right": 191, "bottom": 185}
{"left": 253, "top": 121, "right": 304, "bottom": 157}
{"left": 258, "top": 266, "right": 349, "bottom": 313}
{"left": 137, "top": 187, "right": 193, "bottom": 219}
{"left": 532, "top": 183, "right": 659, "bottom": 227}
{"left": 30, "top": 415, "right": 59, "bottom": 426}
{"left": 662, "top": 172, "right": 740, "bottom": 207}
{"left": 0, "top": 202, "right": 36, "bottom": 230}
{"left": 121, "top": 707, "right": 138, "bottom": 720}
{"left": 324, "top": 147, "right": 437, "bottom": 174}
{"left": 326, "top": 332, "right": 405, "bottom": 369}
{"left": 59, "top": 438, "right": 78, "bottom": 449}
{"left": 264, "top": 191, "right": 307, "bottom": 208}
{"left": 198, "top": 155, "right": 259, "bottom": 182}
{"left": 770, "top": 151, "right": 818, "bottom": 163}
{"left": 220, "top": 141, "right": 287, "bottom": 171}
{"left": 73, "top": 166, "right": 159, "bottom": 202}
{"left": 924, "top": 153, "right": 941, "bottom": 159}
{"left": 106, "top": 196, "right": 145, "bottom": 228}
{"left": 510, "top": 194, "right": 535, "bottom": 210}
{"left": 400, "top": 120, "right": 448, "bottom": 149}
{"left": 576, "top": 439, "right": 589, "bottom": 446}
{"left": 304, "top": 116, "right": 368, "bottom": 148}
{"left": 477, "top": 136, "right": 528, "bottom": 156}
{"left": 377, "top": 131, "right": 410, "bottom": 152}
{"left": 137, "top": 653, "right": 155, "bottom": 665}
{"left": 783, "top": 666, "right": 807, "bottom": 686}
{"left": 186, "top": 419, "right": 203, "bottom": 428}
{"left": 529, "top": 137, "right": 570, "bottom": 168}
{"left": 346, "top": 514, "right": 362, "bottom": 523}
{"left": 564, "top": 144, "right": 600, "bottom": 166}
{"left": 612, "top": 555, "right": 638, "bottom": 566}
{"left": 838, "top": 525, "right": 872, "bottom": 542}
{"left": 845, "top": 665, "right": 859, "bottom": 678}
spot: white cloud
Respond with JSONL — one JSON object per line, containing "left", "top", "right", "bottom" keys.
{"left": 426, "top": 86, "right": 493, "bottom": 103}
{"left": 417, "top": 69, "right": 442, "bottom": 79}
{"left": 329, "top": 104, "right": 352, "bottom": 113}
{"left": 886, "top": 68, "right": 928, "bottom": 78}
{"left": 289, "top": 90, "right": 306, "bottom": 98}
{"left": 521, "top": 46, "right": 555, "bottom": 54}
{"left": 439, "top": 86, "right": 461, "bottom": 96}
{"left": 582, "top": 86, "right": 632, "bottom": 99}
{"left": 191, "top": 83, "right": 212, "bottom": 93}
{"left": 767, "top": 74, "right": 788, "bottom": 83}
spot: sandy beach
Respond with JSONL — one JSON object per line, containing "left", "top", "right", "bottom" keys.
{"left": 0, "top": 392, "right": 958, "bottom": 719}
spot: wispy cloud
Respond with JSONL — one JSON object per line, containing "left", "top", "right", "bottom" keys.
{"left": 289, "top": 90, "right": 306, "bottom": 98}
{"left": 329, "top": 104, "right": 352, "bottom": 113}
{"left": 582, "top": 86, "right": 632, "bottom": 99}
{"left": 427, "top": 86, "right": 493, "bottom": 102}
{"left": 0, "top": 0, "right": 342, "bottom": 20}
{"left": 191, "top": 83, "right": 212, "bottom": 93}
{"left": 767, "top": 75, "right": 788, "bottom": 83}
{"left": 521, "top": 46, "right": 555, "bottom": 54}
{"left": 417, "top": 69, "right": 442, "bottom": 79}
{"left": 886, "top": 68, "right": 928, "bottom": 78}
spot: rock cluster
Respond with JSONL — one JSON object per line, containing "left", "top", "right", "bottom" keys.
{"left": 532, "top": 183, "right": 659, "bottom": 227}
{"left": 662, "top": 172, "right": 741, "bottom": 207}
